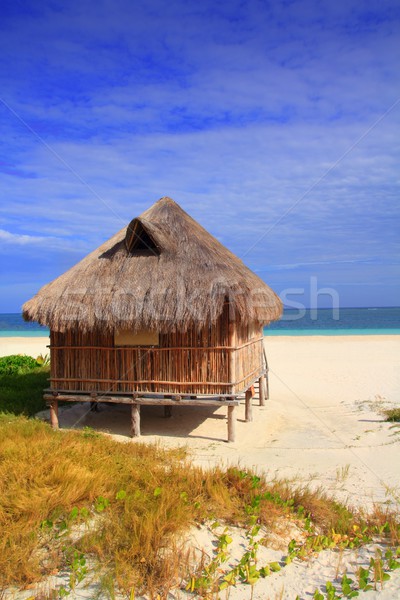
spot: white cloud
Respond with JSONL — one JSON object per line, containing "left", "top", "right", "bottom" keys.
{"left": 0, "top": 228, "right": 89, "bottom": 253}
{"left": 0, "top": 229, "right": 48, "bottom": 245}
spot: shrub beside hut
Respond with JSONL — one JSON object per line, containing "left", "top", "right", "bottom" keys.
{"left": 23, "top": 197, "right": 282, "bottom": 441}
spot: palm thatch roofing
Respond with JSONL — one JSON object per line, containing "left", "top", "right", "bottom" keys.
{"left": 23, "top": 197, "right": 282, "bottom": 333}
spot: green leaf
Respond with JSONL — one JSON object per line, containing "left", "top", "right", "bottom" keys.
{"left": 58, "top": 520, "right": 68, "bottom": 532}
{"left": 341, "top": 572, "right": 354, "bottom": 595}
{"left": 116, "top": 489, "right": 127, "bottom": 500}
{"left": 40, "top": 519, "right": 53, "bottom": 529}
{"left": 223, "top": 571, "right": 237, "bottom": 585}
{"left": 69, "top": 507, "right": 79, "bottom": 520}
{"left": 358, "top": 566, "right": 370, "bottom": 589}
{"left": 153, "top": 487, "right": 162, "bottom": 498}
{"left": 250, "top": 525, "right": 261, "bottom": 538}
{"left": 94, "top": 496, "right": 110, "bottom": 512}
{"left": 326, "top": 581, "right": 339, "bottom": 600}
{"left": 259, "top": 565, "right": 270, "bottom": 577}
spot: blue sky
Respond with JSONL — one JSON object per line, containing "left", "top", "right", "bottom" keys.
{"left": 0, "top": 0, "right": 399, "bottom": 312}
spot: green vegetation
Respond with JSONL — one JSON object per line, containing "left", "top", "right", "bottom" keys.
{"left": 312, "top": 548, "right": 400, "bottom": 599}
{"left": 0, "top": 353, "right": 50, "bottom": 416}
{"left": 382, "top": 408, "right": 400, "bottom": 422}
{"left": 0, "top": 414, "right": 399, "bottom": 598}
{"left": 0, "top": 353, "right": 43, "bottom": 376}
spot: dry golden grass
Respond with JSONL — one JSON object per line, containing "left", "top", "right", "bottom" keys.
{"left": 0, "top": 414, "right": 398, "bottom": 597}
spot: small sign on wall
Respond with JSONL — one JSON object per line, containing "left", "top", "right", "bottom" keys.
{"left": 114, "top": 330, "right": 159, "bottom": 346}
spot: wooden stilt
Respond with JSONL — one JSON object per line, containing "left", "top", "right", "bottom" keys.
{"left": 264, "top": 374, "right": 269, "bottom": 400}
{"left": 245, "top": 389, "right": 253, "bottom": 422}
{"left": 227, "top": 405, "right": 236, "bottom": 442}
{"left": 49, "top": 400, "right": 59, "bottom": 429}
{"left": 263, "top": 347, "right": 270, "bottom": 400}
{"left": 164, "top": 406, "right": 172, "bottom": 418}
{"left": 131, "top": 404, "right": 140, "bottom": 437}
{"left": 258, "top": 376, "right": 265, "bottom": 406}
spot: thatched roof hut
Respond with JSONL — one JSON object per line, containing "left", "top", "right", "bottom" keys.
{"left": 23, "top": 197, "right": 282, "bottom": 441}
{"left": 23, "top": 196, "right": 281, "bottom": 333}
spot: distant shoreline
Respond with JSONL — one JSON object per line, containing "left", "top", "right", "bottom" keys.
{"left": 264, "top": 328, "right": 400, "bottom": 336}
{"left": 1, "top": 329, "right": 400, "bottom": 339}
{"left": 2, "top": 307, "right": 399, "bottom": 338}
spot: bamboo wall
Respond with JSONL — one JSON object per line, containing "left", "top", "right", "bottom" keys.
{"left": 232, "top": 321, "right": 264, "bottom": 394}
{"left": 49, "top": 309, "right": 264, "bottom": 396}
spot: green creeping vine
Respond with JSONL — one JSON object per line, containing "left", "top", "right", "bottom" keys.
{"left": 37, "top": 493, "right": 118, "bottom": 598}
{"left": 313, "top": 547, "right": 400, "bottom": 599}
{"left": 184, "top": 470, "right": 400, "bottom": 599}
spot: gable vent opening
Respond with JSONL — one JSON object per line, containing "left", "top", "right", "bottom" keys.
{"left": 125, "top": 219, "right": 160, "bottom": 254}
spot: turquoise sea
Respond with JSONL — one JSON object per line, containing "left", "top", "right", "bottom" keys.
{"left": 265, "top": 307, "right": 400, "bottom": 336}
{"left": 0, "top": 308, "right": 399, "bottom": 337}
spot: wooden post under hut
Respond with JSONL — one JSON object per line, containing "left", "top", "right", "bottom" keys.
{"left": 49, "top": 398, "right": 59, "bottom": 429}
{"left": 227, "top": 405, "right": 236, "bottom": 443}
{"left": 131, "top": 404, "right": 140, "bottom": 437}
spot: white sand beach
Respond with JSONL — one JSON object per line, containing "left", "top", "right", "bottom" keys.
{"left": 0, "top": 336, "right": 50, "bottom": 358}
{"left": 3, "top": 334, "right": 400, "bottom": 599}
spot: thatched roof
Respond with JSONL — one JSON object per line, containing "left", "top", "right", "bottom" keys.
{"left": 23, "top": 197, "right": 282, "bottom": 333}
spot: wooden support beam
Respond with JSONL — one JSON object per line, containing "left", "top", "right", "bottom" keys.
{"left": 227, "top": 405, "right": 236, "bottom": 443}
{"left": 164, "top": 406, "right": 172, "bottom": 418}
{"left": 44, "top": 388, "right": 241, "bottom": 400}
{"left": 245, "top": 389, "right": 253, "bottom": 422}
{"left": 131, "top": 404, "right": 140, "bottom": 437}
{"left": 264, "top": 374, "right": 269, "bottom": 400}
{"left": 49, "top": 399, "right": 59, "bottom": 429}
{"left": 258, "top": 376, "right": 265, "bottom": 406}
{"left": 44, "top": 394, "right": 240, "bottom": 407}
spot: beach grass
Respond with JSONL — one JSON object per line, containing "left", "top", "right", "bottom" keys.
{"left": 383, "top": 408, "right": 400, "bottom": 422}
{"left": 1, "top": 414, "right": 399, "bottom": 597}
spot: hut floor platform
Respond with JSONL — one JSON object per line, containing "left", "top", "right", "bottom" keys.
{"left": 44, "top": 374, "right": 268, "bottom": 443}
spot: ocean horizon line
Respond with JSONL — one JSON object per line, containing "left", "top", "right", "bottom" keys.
{"left": 2, "top": 306, "right": 400, "bottom": 316}
{"left": 1, "top": 308, "right": 399, "bottom": 338}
